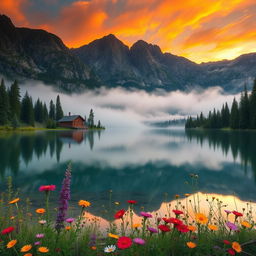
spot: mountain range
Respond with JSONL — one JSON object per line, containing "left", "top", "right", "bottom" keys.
{"left": 0, "top": 14, "right": 256, "bottom": 92}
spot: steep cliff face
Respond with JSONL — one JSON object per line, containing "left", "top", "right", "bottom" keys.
{"left": 0, "top": 15, "right": 98, "bottom": 91}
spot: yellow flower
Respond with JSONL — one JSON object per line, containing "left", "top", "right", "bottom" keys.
{"left": 9, "top": 198, "right": 20, "bottom": 204}
{"left": 241, "top": 221, "right": 252, "bottom": 228}
{"left": 232, "top": 242, "right": 242, "bottom": 253}
{"left": 10, "top": 216, "right": 15, "bottom": 220}
{"left": 195, "top": 213, "right": 208, "bottom": 225}
{"left": 208, "top": 224, "right": 218, "bottom": 231}
{"left": 108, "top": 233, "right": 119, "bottom": 239}
{"left": 187, "top": 242, "right": 197, "bottom": 248}
{"left": 78, "top": 200, "right": 91, "bottom": 208}
{"left": 114, "top": 202, "right": 120, "bottom": 205}
{"left": 133, "top": 223, "right": 142, "bottom": 228}
{"left": 36, "top": 208, "right": 46, "bottom": 214}
{"left": 65, "top": 226, "right": 71, "bottom": 230}
{"left": 7, "top": 240, "right": 17, "bottom": 249}
{"left": 21, "top": 244, "right": 32, "bottom": 252}
{"left": 38, "top": 247, "right": 49, "bottom": 253}
{"left": 24, "top": 254, "right": 33, "bottom": 256}
{"left": 187, "top": 225, "right": 197, "bottom": 232}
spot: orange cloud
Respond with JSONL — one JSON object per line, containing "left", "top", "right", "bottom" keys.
{"left": 1, "top": 0, "right": 256, "bottom": 63}
{"left": 0, "top": 0, "right": 28, "bottom": 25}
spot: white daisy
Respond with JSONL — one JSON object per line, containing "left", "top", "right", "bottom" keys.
{"left": 104, "top": 245, "right": 116, "bottom": 253}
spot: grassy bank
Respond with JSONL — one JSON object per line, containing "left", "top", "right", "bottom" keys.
{"left": 0, "top": 169, "right": 255, "bottom": 256}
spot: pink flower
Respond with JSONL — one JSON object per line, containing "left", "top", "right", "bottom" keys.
{"left": 224, "top": 210, "right": 231, "bottom": 214}
{"left": 232, "top": 211, "right": 243, "bottom": 217}
{"left": 65, "top": 218, "right": 75, "bottom": 223}
{"left": 172, "top": 209, "right": 183, "bottom": 215}
{"left": 34, "top": 241, "right": 41, "bottom": 245}
{"left": 133, "top": 238, "right": 146, "bottom": 245}
{"left": 140, "top": 212, "right": 152, "bottom": 218}
{"left": 127, "top": 200, "right": 137, "bottom": 204}
{"left": 176, "top": 224, "right": 189, "bottom": 233}
{"left": 39, "top": 185, "right": 56, "bottom": 192}
{"left": 226, "top": 221, "right": 238, "bottom": 231}
{"left": 36, "top": 233, "right": 44, "bottom": 238}
{"left": 147, "top": 227, "right": 158, "bottom": 233}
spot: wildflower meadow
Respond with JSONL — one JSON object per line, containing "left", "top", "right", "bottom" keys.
{"left": 1, "top": 165, "right": 256, "bottom": 256}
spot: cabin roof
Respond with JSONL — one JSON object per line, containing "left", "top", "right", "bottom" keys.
{"left": 58, "top": 115, "right": 85, "bottom": 122}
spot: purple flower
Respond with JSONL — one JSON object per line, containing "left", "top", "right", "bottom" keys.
{"left": 226, "top": 221, "right": 238, "bottom": 231}
{"left": 224, "top": 210, "right": 231, "bottom": 214}
{"left": 36, "top": 233, "right": 44, "bottom": 238}
{"left": 147, "top": 227, "right": 158, "bottom": 233}
{"left": 140, "top": 212, "right": 152, "bottom": 218}
{"left": 55, "top": 164, "right": 72, "bottom": 231}
{"left": 65, "top": 218, "right": 75, "bottom": 223}
{"left": 34, "top": 241, "right": 41, "bottom": 246}
{"left": 133, "top": 238, "right": 146, "bottom": 245}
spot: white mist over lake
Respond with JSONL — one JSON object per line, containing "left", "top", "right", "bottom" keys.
{"left": 4, "top": 78, "right": 240, "bottom": 127}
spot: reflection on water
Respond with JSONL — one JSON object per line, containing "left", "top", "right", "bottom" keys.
{"left": 0, "top": 128, "right": 256, "bottom": 218}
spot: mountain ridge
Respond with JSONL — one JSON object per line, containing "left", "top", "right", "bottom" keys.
{"left": 1, "top": 14, "right": 256, "bottom": 92}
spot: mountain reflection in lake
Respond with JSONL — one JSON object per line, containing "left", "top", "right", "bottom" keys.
{"left": 0, "top": 128, "right": 256, "bottom": 217}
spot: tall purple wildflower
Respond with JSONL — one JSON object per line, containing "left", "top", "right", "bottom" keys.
{"left": 55, "top": 164, "right": 72, "bottom": 231}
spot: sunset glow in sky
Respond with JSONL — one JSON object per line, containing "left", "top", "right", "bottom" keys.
{"left": 1, "top": 0, "right": 256, "bottom": 63}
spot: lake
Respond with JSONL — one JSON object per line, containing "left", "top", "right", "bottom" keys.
{"left": 1, "top": 128, "right": 256, "bottom": 218}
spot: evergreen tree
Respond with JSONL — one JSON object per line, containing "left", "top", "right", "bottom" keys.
{"left": 21, "top": 92, "right": 34, "bottom": 126}
{"left": 97, "top": 120, "right": 101, "bottom": 128}
{"left": 11, "top": 114, "right": 19, "bottom": 129}
{"left": 239, "top": 85, "right": 250, "bottom": 129}
{"left": 49, "top": 100, "right": 55, "bottom": 120}
{"left": 230, "top": 98, "right": 239, "bottom": 129}
{"left": 34, "top": 98, "right": 44, "bottom": 123}
{"left": 224, "top": 102, "right": 230, "bottom": 127}
{"left": 43, "top": 103, "right": 49, "bottom": 123}
{"left": 249, "top": 79, "right": 256, "bottom": 128}
{"left": 55, "top": 95, "right": 64, "bottom": 121}
{"left": 88, "top": 109, "right": 94, "bottom": 128}
{"left": 0, "top": 78, "right": 10, "bottom": 125}
{"left": 9, "top": 80, "right": 21, "bottom": 120}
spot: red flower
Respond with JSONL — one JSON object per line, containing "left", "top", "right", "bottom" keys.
{"left": 117, "top": 236, "right": 132, "bottom": 249}
{"left": 223, "top": 240, "right": 231, "bottom": 245}
{"left": 232, "top": 211, "right": 243, "bottom": 217}
{"left": 127, "top": 200, "right": 137, "bottom": 204}
{"left": 158, "top": 225, "right": 171, "bottom": 232}
{"left": 176, "top": 224, "right": 189, "bottom": 233}
{"left": 227, "top": 248, "right": 236, "bottom": 255}
{"left": 1, "top": 226, "right": 14, "bottom": 235}
{"left": 114, "top": 209, "right": 126, "bottom": 219}
{"left": 172, "top": 209, "right": 183, "bottom": 215}
{"left": 163, "top": 217, "right": 183, "bottom": 226}
{"left": 39, "top": 185, "right": 56, "bottom": 192}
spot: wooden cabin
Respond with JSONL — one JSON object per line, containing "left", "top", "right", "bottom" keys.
{"left": 58, "top": 114, "right": 86, "bottom": 129}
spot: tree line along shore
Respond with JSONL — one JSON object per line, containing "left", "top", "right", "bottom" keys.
{"left": 0, "top": 78, "right": 104, "bottom": 131}
{"left": 186, "top": 79, "right": 256, "bottom": 130}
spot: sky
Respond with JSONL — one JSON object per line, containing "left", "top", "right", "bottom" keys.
{"left": 0, "top": 0, "right": 256, "bottom": 63}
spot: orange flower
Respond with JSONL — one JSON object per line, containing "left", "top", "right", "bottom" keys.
{"left": 184, "top": 193, "right": 190, "bottom": 197}
{"left": 7, "top": 240, "right": 17, "bottom": 248}
{"left": 65, "top": 226, "right": 71, "bottom": 230}
{"left": 10, "top": 216, "right": 15, "bottom": 220}
{"left": 38, "top": 247, "right": 49, "bottom": 253}
{"left": 241, "top": 221, "right": 252, "bottom": 228}
{"left": 132, "top": 223, "right": 142, "bottom": 228}
{"left": 78, "top": 200, "right": 91, "bottom": 208}
{"left": 108, "top": 233, "right": 119, "bottom": 239}
{"left": 36, "top": 208, "right": 46, "bottom": 214}
{"left": 232, "top": 242, "right": 242, "bottom": 253}
{"left": 195, "top": 213, "right": 208, "bottom": 225}
{"left": 208, "top": 224, "right": 218, "bottom": 231}
{"left": 187, "top": 225, "right": 197, "bottom": 232}
{"left": 21, "top": 244, "right": 32, "bottom": 252}
{"left": 187, "top": 242, "right": 197, "bottom": 248}
{"left": 24, "top": 254, "right": 33, "bottom": 256}
{"left": 9, "top": 198, "right": 20, "bottom": 204}
{"left": 91, "top": 246, "right": 97, "bottom": 250}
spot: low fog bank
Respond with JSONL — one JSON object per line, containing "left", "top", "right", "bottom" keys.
{"left": 3, "top": 77, "right": 240, "bottom": 128}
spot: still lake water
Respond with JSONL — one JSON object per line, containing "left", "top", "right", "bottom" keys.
{"left": 1, "top": 128, "right": 256, "bottom": 217}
